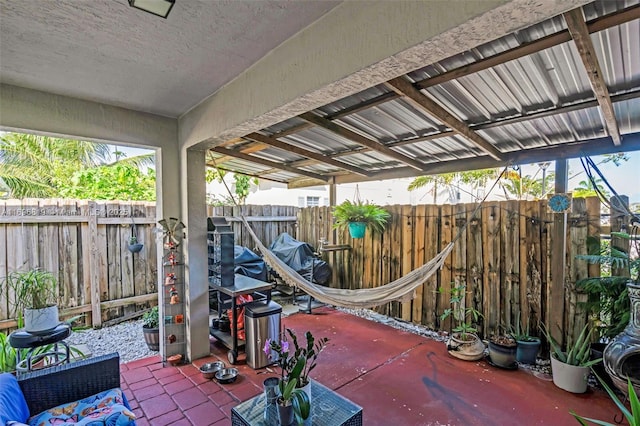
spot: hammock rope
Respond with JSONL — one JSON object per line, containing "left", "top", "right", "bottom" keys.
{"left": 213, "top": 159, "right": 509, "bottom": 309}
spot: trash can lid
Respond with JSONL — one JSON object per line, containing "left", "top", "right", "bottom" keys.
{"left": 245, "top": 300, "right": 282, "bottom": 318}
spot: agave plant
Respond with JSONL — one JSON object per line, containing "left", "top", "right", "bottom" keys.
{"left": 541, "top": 323, "right": 601, "bottom": 367}
{"left": 572, "top": 372, "right": 639, "bottom": 425}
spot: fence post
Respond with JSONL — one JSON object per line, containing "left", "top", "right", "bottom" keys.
{"left": 88, "top": 201, "right": 102, "bottom": 327}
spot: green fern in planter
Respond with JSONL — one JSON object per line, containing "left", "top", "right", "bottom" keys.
{"left": 332, "top": 200, "right": 390, "bottom": 234}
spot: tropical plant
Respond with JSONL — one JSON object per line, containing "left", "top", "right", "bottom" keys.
{"left": 439, "top": 283, "right": 483, "bottom": 339}
{"left": 59, "top": 160, "right": 156, "bottom": 201}
{"left": 577, "top": 233, "right": 639, "bottom": 339}
{"left": 264, "top": 336, "right": 311, "bottom": 424}
{"left": 541, "top": 323, "right": 601, "bottom": 367}
{"left": 0, "top": 133, "right": 110, "bottom": 198}
{"left": 142, "top": 306, "right": 159, "bottom": 329}
{"left": 285, "top": 328, "right": 329, "bottom": 387}
{"left": 572, "top": 373, "right": 639, "bottom": 425}
{"left": 332, "top": 200, "right": 390, "bottom": 234}
{"left": 1, "top": 268, "right": 58, "bottom": 312}
{"left": 509, "top": 317, "right": 538, "bottom": 342}
{"left": 0, "top": 332, "right": 17, "bottom": 373}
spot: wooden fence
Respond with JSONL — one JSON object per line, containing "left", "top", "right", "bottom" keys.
{"left": 0, "top": 199, "right": 158, "bottom": 330}
{"left": 297, "top": 198, "right": 602, "bottom": 345}
{"left": 207, "top": 205, "right": 299, "bottom": 249}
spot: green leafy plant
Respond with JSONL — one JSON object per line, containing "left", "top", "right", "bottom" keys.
{"left": 572, "top": 372, "right": 639, "bottom": 425}
{"left": 1, "top": 268, "right": 58, "bottom": 311}
{"left": 510, "top": 317, "right": 539, "bottom": 342}
{"left": 541, "top": 323, "right": 601, "bottom": 367}
{"left": 142, "top": 306, "right": 159, "bottom": 329}
{"left": 129, "top": 236, "right": 139, "bottom": 245}
{"left": 0, "top": 332, "right": 17, "bottom": 373}
{"left": 332, "top": 200, "right": 390, "bottom": 234}
{"left": 286, "top": 328, "right": 329, "bottom": 387}
{"left": 264, "top": 336, "right": 311, "bottom": 424}
{"left": 439, "top": 283, "right": 483, "bottom": 340}
{"left": 576, "top": 233, "right": 639, "bottom": 339}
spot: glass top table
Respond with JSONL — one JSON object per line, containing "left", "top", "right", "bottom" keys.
{"left": 231, "top": 380, "right": 362, "bottom": 426}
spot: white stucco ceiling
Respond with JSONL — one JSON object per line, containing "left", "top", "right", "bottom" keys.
{"left": 0, "top": 0, "right": 340, "bottom": 117}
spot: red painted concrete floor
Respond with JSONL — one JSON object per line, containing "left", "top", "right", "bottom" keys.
{"left": 121, "top": 307, "right": 618, "bottom": 425}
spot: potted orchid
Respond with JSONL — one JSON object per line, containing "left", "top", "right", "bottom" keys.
{"left": 264, "top": 329, "right": 329, "bottom": 425}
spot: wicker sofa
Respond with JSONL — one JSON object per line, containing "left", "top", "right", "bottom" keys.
{"left": 0, "top": 352, "right": 135, "bottom": 425}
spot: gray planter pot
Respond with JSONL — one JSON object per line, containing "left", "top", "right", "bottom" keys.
{"left": 516, "top": 338, "right": 540, "bottom": 365}
{"left": 142, "top": 326, "right": 159, "bottom": 351}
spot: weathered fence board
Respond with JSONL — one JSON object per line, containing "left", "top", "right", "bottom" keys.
{"left": 207, "top": 205, "right": 299, "bottom": 250}
{"left": 297, "top": 198, "right": 601, "bottom": 344}
{"left": 0, "top": 199, "right": 157, "bottom": 330}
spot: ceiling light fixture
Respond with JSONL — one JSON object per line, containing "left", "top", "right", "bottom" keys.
{"left": 128, "top": 0, "right": 175, "bottom": 19}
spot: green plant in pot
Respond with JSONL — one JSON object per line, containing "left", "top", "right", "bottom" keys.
{"left": 488, "top": 332, "right": 517, "bottom": 369}
{"left": 1, "top": 268, "right": 59, "bottom": 333}
{"left": 332, "top": 200, "right": 390, "bottom": 239}
{"left": 264, "top": 335, "right": 312, "bottom": 425}
{"left": 542, "top": 323, "right": 602, "bottom": 394}
{"left": 142, "top": 306, "right": 159, "bottom": 351}
{"left": 510, "top": 318, "right": 541, "bottom": 365}
{"left": 128, "top": 235, "right": 144, "bottom": 253}
{"left": 439, "top": 283, "right": 485, "bottom": 361}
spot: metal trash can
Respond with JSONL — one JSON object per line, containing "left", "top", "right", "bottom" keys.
{"left": 244, "top": 300, "right": 282, "bottom": 369}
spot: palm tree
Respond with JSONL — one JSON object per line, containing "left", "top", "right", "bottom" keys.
{"left": 408, "top": 169, "right": 499, "bottom": 203}
{"left": 0, "top": 133, "right": 111, "bottom": 198}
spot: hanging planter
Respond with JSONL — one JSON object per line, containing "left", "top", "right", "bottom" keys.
{"left": 332, "top": 200, "right": 390, "bottom": 239}
{"left": 347, "top": 222, "right": 367, "bottom": 239}
{"left": 127, "top": 223, "right": 144, "bottom": 253}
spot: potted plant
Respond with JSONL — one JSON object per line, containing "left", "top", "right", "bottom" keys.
{"left": 128, "top": 235, "right": 144, "bottom": 253}
{"left": 332, "top": 200, "right": 390, "bottom": 238}
{"left": 142, "top": 306, "right": 159, "bottom": 351}
{"left": 1, "top": 268, "right": 59, "bottom": 333}
{"left": 488, "top": 333, "right": 517, "bottom": 369}
{"left": 439, "top": 283, "right": 485, "bottom": 361}
{"left": 576, "top": 231, "right": 640, "bottom": 395}
{"left": 264, "top": 329, "right": 328, "bottom": 425}
{"left": 285, "top": 328, "right": 329, "bottom": 402}
{"left": 542, "top": 323, "right": 602, "bottom": 393}
{"left": 510, "top": 318, "right": 541, "bottom": 365}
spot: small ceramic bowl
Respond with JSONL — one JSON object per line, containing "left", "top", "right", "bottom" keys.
{"left": 199, "top": 361, "right": 225, "bottom": 379}
{"left": 167, "top": 354, "right": 183, "bottom": 366}
{"left": 215, "top": 367, "right": 239, "bottom": 384}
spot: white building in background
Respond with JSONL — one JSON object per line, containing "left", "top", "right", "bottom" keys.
{"left": 207, "top": 177, "right": 422, "bottom": 207}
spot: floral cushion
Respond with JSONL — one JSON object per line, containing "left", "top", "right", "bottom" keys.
{"left": 28, "top": 388, "right": 135, "bottom": 426}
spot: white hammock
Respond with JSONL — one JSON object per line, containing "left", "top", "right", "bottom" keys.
{"left": 241, "top": 216, "right": 455, "bottom": 309}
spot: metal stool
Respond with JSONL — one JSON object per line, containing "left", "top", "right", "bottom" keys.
{"left": 9, "top": 323, "right": 71, "bottom": 373}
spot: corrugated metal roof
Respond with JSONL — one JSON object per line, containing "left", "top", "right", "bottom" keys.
{"left": 210, "top": 0, "right": 640, "bottom": 187}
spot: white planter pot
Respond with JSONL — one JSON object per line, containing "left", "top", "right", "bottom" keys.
{"left": 550, "top": 354, "right": 590, "bottom": 393}
{"left": 24, "top": 306, "right": 59, "bottom": 334}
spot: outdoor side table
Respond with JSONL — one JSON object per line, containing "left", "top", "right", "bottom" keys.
{"left": 9, "top": 323, "right": 71, "bottom": 373}
{"left": 231, "top": 379, "right": 363, "bottom": 426}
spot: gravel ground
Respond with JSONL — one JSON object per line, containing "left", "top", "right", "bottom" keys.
{"left": 66, "top": 319, "right": 158, "bottom": 364}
